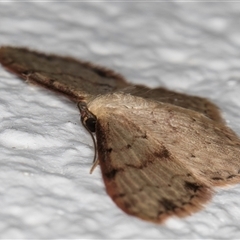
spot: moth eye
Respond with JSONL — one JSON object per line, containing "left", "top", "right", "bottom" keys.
{"left": 85, "top": 117, "right": 97, "bottom": 133}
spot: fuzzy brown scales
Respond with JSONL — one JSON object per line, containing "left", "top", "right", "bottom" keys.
{"left": 0, "top": 46, "right": 129, "bottom": 102}
{"left": 95, "top": 113, "right": 212, "bottom": 222}
{"left": 99, "top": 149, "right": 211, "bottom": 222}
{"left": 1, "top": 46, "right": 240, "bottom": 223}
{"left": 89, "top": 92, "right": 240, "bottom": 222}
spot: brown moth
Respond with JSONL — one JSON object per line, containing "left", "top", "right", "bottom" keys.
{"left": 1, "top": 46, "right": 240, "bottom": 223}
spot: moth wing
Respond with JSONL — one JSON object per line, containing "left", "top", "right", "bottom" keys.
{"left": 125, "top": 85, "right": 224, "bottom": 123}
{"left": 0, "top": 46, "right": 130, "bottom": 102}
{"left": 89, "top": 92, "right": 240, "bottom": 221}
{"left": 0, "top": 46, "right": 223, "bottom": 123}
{"left": 94, "top": 93, "right": 240, "bottom": 187}
{"left": 94, "top": 106, "right": 212, "bottom": 223}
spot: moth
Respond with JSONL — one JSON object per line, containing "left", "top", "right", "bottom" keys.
{"left": 1, "top": 46, "right": 240, "bottom": 223}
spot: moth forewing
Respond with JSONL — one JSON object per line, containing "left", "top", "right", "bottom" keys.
{"left": 88, "top": 95, "right": 212, "bottom": 222}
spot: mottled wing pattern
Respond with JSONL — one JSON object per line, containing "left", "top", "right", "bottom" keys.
{"left": 96, "top": 111, "right": 212, "bottom": 223}
{"left": 141, "top": 101, "right": 240, "bottom": 187}
{"left": 88, "top": 93, "right": 240, "bottom": 222}
{"left": 0, "top": 46, "right": 130, "bottom": 102}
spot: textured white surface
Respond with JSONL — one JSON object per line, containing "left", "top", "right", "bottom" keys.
{"left": 1, "top": 2, "right": 240, "bottom": 239}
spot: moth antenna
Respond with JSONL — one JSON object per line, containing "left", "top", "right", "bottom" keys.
{"left": 83, "top": 125, "right": 98, "bottom": 174}
{"left": 89, "top": 158, "right": 100, "bottom": 174}
{"left": 77, "top": 102, "right": 99, "bottom": 174}
{"left": 88, "top": 131, "right": 98, "bottom": 174}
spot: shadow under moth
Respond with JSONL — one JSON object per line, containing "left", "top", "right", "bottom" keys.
{"left": 0, "top": 46, "right": 240, "bottom": 224}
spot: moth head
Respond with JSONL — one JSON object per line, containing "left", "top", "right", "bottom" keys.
{"left": 78, "top": 102, "right": 97, "bottom": 133}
